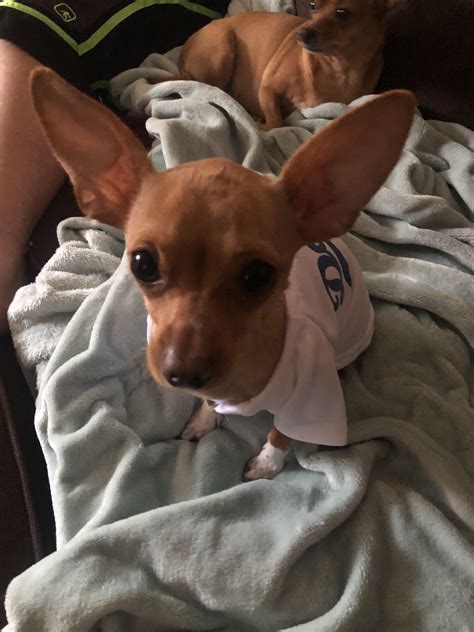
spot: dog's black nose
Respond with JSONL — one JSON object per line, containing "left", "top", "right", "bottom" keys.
{"left": 162, "top": 350, "right": 213, "bottom": 390}
{"left": 298, "top": 27, "right": 318, "bottom": 49}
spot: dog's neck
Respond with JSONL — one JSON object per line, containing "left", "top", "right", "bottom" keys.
{"left": 301, "top": 46, "right": 384, "bottom": 102}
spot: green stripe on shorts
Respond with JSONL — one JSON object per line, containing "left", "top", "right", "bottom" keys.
{"left": 0, "top": 0, "right": 222, "bottom": 56}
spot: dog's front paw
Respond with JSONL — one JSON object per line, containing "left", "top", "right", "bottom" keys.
{"left": 244, "top": 441, "right": 286, "bottom": 480}
{"left": 181, "top": 401, "right": 223, "bottom": 442}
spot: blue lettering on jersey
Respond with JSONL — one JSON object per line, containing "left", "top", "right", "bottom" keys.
{"left": 309, "top": 241, "right": 352, "bottom": 312}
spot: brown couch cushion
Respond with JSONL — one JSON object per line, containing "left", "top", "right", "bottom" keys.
{"left": 0, "top": 336, "right": 55, "bottom": 626}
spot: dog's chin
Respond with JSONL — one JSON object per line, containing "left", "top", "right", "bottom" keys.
{"left": 298, "top": 40, "right": 323, "bottom": 54}
{"left": 298, "top": 40, "right": 337, "bottom": 55}
{"left": 146, "top": 357, "right": 221, "bottom": 400}
{"left": 146, "top": 352, "right": 250, "bottom": 402}
{"left": 304, "top": 44, "right": 324, "bottom": 54}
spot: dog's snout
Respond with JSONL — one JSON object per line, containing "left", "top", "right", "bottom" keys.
{"left": 298, "top": 27, "right": 318, "bottom": 48}
{"left": 162, "top": 349, "right": 213, "bottom": 390}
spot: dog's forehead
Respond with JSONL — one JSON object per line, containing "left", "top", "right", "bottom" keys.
{"left": 125, "top": 158, "right": 299, "bottom": 274}
{"left": 141, "top": 158, "right": 270, "bottom": 207}
{"left": 130, "top": 159, "right": 285, "bottom": 242}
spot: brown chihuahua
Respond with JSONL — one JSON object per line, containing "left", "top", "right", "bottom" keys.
{"left": 31, "top": 68, "right": 414, "bottom": 480}
{"left": 171, "top": 1, "right": 397, "bottom": 128}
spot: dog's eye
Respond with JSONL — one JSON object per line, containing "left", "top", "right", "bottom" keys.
{"left": 239, "top": 260, "right": 276, "bottom": 295}
{"left": 335, "top": 7, "right": 352, "bottom": 18}
{"left": 130, "top": 249, "right": 161, "bottom": 284}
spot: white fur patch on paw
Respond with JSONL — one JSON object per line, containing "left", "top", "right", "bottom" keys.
{"left": 181, "top": 402, "right": 223, "bottom": 442}
{"left": 244, "top": 441, "right": 286, "bottom": 480}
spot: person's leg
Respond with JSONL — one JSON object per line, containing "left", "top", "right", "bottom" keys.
{"left": 0, "top": 40, "right": 66, "bottom": 333}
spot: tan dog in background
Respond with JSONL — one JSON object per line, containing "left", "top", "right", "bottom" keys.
{"left": 171, "top": 0, "right": 396, "bottom": 128}
{"left": 31, "top": 69, "right": 414, "bottom": 479}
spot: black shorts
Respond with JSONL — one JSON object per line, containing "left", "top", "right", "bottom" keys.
{"left": 0, "top": 0, "right": 230, "bottom": 99}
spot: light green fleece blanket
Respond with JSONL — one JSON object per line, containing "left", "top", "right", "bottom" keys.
{"left": 6, "top": 37, "right": 474, "bottom": 632}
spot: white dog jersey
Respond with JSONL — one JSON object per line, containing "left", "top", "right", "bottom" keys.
{"left": 212, "top": 239, "right": 374, "bottom": 446}
{"left": 147, "top": 239, "right": 374, "bottom": 446}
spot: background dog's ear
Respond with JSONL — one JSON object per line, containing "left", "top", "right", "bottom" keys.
{"left": 275, "top": 90, "right": 415, "bottom": 243}
{"left": 30, "top": 68, "right": 152, "bottom": 229}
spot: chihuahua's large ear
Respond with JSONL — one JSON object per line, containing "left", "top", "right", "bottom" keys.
{"left": 30, "top": 68, "right": 152, "bottom": 228}
{"left": 275, "top": 90, "right": 415, "bottom": 243}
